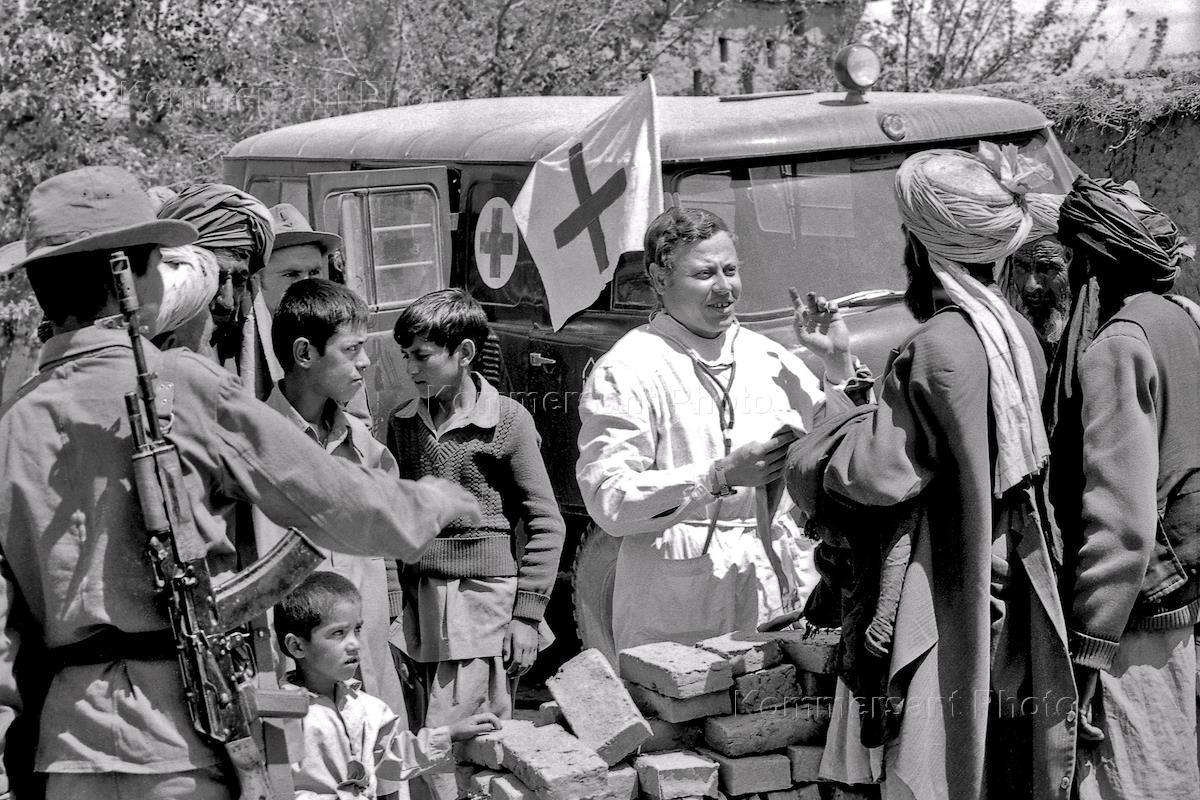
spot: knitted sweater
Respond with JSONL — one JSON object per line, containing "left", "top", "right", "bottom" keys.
{"left": 387, "top": 377, "right": 565, "bottom": 622}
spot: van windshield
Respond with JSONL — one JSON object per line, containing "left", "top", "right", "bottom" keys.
{"left": 615, "top": 133, "right": 1076, "bottom": 315}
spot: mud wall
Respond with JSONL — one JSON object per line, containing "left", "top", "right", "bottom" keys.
{"left": 969, "top": 67, "right": 1200, "bottom": 298}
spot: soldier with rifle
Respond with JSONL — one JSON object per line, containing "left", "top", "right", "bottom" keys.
{"left": 0, "top": 166, "right": 480, "bottom": 800}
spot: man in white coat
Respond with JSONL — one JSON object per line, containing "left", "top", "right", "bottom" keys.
{"left": 577, "top": 206, "right": 861, "bottom": 651}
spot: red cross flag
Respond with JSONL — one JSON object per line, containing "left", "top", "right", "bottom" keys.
{"left": 513, "top": 77, "right": 662, "bottom": 330}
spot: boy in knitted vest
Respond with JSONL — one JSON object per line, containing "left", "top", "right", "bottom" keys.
{"left": 386, "top": 289, "right": 565, "bottom": 800}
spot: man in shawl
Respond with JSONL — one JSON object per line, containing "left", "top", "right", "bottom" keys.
{"left": 786, "top": 144, "right": 1077, "bottom": 800}
{"left": 1047, "top": 177, "right": 1200, "bottom": 799}
{"left": 157, "top": 184, "right": 277, "bottom": 395}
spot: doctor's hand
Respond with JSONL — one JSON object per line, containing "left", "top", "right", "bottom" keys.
{"left": 790, "top": 288, "right": 854, "bottom": 383}
{"left": 720, "top": 430, "right": 799, "bottom": 488}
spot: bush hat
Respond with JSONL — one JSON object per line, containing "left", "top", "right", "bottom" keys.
{"left": 19, "top": 166, "right": 197, "bottom": 270}
{"left": 270, "top": 203, "right": 342, "bottom": 253}
{"left": 0, "top": 240, "right": 25, "bottom": 279}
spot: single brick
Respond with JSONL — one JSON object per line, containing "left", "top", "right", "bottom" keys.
{"left": 765, "top": 790, "right": 802, "bottom": 800}
{"left": 821, "top": 784, "right": 880, "bottom": 799}
{"left": 772, "top": 627, "right": 839, "bottom": 675}
{"left": 536, "top": 700, "right": 566, "bottom": 728}
{"left": 547, "top": 648, "right": 652, "bottom": 765}
{"left": 640, "top": 718, "right": 702, "bottom": 753}
{"left": 695, "top": 748, "right": 791, "bottom": 795}
{"left": 703, "top": 705, "right": 832, "bottom": 757}
{"left": 633, "top": 751, "right": 719, "bottom": 799}
{"left": 499, "top": 722, "right": 608, "bottom": 800}
{"left": 796, "top": 786, "right": 822, "bottom": 800}
{"left": 619, "top": 642, "right": 734, "bottom": 698}
{"left": 470, "top": 769, "right": 504, "bottom": 794}
{"left": 627, "top": 681, "right": 732, "bottom": 723}
{"left": 491, "top": 773, "right": 536, "bottom": 800}
{"left": 600, "top": 764, "right": 639, "bottom": 800}
{"left": 787, "top": 744, "right": 825, "bottom": 783}
{"left": 797, "top": 671, "right": 837, "bottom": 699}
{"left": 734, "top": 664, "right": 802, "bottom": 714}
{"left": 456, "top": 763, "right": 482, "bottom": 794}
{"left": 696, "top": 632, "right": 783, "bottom": 675}
{"left": 456, "top": 720, "right": 537, "bottom": 769}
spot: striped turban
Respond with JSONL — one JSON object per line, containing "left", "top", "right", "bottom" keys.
{"left": 895, "top": 143, "right": 1064, "bottom": 496}
{"left": 157, "top": 184, "right": 274, "bottom": 273}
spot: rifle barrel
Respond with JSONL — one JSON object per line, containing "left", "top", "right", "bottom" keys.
{"left": 109, "top": 251, "right": 162, "bottom": 441}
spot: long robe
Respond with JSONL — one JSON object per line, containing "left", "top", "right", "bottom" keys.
{"left": 789, "top": 307, "right": 1077, "bottom": 800}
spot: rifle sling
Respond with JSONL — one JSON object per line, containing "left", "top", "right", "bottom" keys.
{"left": 47, "top": 629, "right": 178, "bottom": 671}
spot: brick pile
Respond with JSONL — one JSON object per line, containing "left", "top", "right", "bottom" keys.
{"left": 453, "top": 624, "right": 877, "bottom": 800}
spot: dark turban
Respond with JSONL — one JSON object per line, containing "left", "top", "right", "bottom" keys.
{"left": 157, "top": 184, "right": 274, "bottom": 273}
{"left": 1058, "top": 175, "right": 1193, "bottom": 296}
{"left": 1047, "top": 176, "right": 1195, "bottom": 550}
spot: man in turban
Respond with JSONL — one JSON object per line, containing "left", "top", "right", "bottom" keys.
{"left": 786, "top": 143, "right": 1076, "bottom": 800}
{"left": 1003, "top": 236, "right": 1073, "bottom": 362}
{"left": 157, "top": 183, "right": 277, "bottom": 394}
{"left": 1047, "top": 177, "right": 1200, "bottom": 799}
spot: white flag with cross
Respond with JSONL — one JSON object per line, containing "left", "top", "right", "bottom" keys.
{"left": 513, "top": 77, "right": 663, "bottom": 330}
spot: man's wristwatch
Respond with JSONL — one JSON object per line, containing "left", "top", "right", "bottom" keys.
{"left": 710, "top": 461, "right": 737, "bottom": 498}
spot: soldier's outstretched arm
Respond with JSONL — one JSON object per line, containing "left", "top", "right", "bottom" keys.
{"left": 175, "top": 355, "right": 479, "bottom": 561}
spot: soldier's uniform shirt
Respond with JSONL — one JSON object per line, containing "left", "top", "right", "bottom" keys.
{"left": 0, "top": 326, "right": 470, "bottom": 787}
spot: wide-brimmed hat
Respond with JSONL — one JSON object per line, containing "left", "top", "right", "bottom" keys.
{"left": 270, "top": 203, "right": 342, "bottom": 253}
{"left": 19, "top": 166, "right": 197, "bottom": 269}
{"left": 0, "top": 240, "right": 25, "bottom": 279}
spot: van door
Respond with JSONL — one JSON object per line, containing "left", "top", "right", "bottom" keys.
{"left": 309, "top": 167, "right": 453, "bottom": 428}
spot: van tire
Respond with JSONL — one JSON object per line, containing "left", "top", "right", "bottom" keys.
{"left": 572, "top": 523, "right": 620, "bottom": 666}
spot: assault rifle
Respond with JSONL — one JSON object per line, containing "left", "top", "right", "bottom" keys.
{"left": 111, "top": 251, "right": 325, "bottom": 800}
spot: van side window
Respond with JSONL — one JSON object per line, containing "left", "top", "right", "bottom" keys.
{"left": 248, "top": 180, "right": 281, "bottom": 207}
{"left": 279, "top": 180, "right": 310, "bottom": 217}
{"left": 611, "top": 251, "right": 654, "bottom": 311}
{"left": 332, "top": 187, "right": 442, "bottom": 308}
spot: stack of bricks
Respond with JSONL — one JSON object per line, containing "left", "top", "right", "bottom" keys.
{"left": 453, "top": 624, "right": 876, "bottom": 800}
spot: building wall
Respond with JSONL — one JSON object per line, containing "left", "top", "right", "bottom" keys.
{"left": 656, "top": 1, "right": 850, "bottom": 95}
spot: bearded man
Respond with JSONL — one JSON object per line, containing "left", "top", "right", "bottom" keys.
{"left": 1047, "top": 176, "right": 1200, "bottom": 800}
{"left": 1005, "top": 236, "right": 1073, "bottom": 361}
{"left": 786, "top": 144, "right": 1077, "bottom": 800}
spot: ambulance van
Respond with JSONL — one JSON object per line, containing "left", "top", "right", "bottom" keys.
{"left": 224, "top": 48, "right": 1077, "bottom": 665}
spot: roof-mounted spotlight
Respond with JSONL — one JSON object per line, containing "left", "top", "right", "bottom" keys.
{"left": 832, "top": 44, "right": 882, "bottom": 105}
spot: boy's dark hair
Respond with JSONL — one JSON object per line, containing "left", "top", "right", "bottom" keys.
{"left": 393, "top": 288, "right": 489, "bottom": 362}
{"left": 274, "top": 572, "right": 361, "bottom": 651}
{"left": 272, "top": 278, "right": 369, "bottom": 372}
{"left": 643, "top": 207, "right": 733, "bottom": 276}
{"left": 26, "top": 245, "right": 156, "bottom": 326}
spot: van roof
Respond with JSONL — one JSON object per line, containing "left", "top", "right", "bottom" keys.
{"left": 225, "top": 92, "right": 1050, "bottom": 165}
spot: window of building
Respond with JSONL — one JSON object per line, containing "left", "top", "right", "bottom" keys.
{"left": 718, "top": 37, "right": 729, "bottom": 63}
{"left": 765, "top": 39, "right": 777, "bottom": 68}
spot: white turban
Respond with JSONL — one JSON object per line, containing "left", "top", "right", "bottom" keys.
{"left": 151, "top": 244, "right": 219, "bottom": 337}
{"left": 895, "top": 143, "right": 1063, "bottom": 496}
